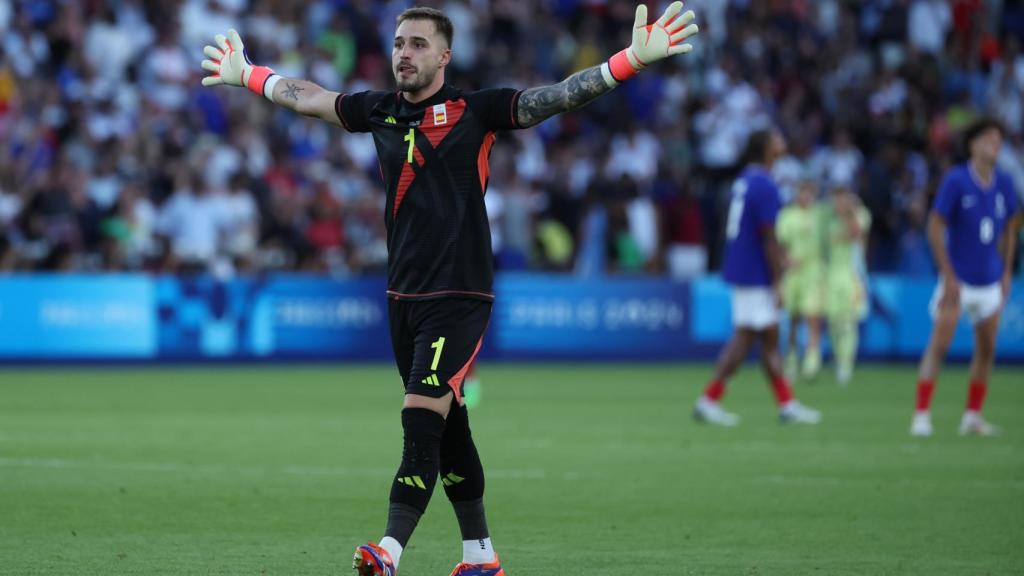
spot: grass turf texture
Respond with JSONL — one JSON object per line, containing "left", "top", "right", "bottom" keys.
{"left": 1, "top": 364, "right": 1022, "bottom": 575}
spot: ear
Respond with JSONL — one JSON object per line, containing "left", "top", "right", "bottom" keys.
{"left": 439, "top": 48, "right": 451, "bottom": 68}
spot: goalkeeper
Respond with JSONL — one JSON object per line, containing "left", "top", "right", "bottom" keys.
{"left": 823, "top": 185, "right": 871, "bottom": 386}
{"left": 776, "top": 175, "right": 826, "bottom": 380}
{"left": 201, "top": 5, "right": 698, "bottom": 576}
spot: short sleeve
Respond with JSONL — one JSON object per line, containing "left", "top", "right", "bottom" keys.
{"left": 755, "top": 178, "right": 782, "bottom": 230}
{"left": 932, "top": 171, "right": 959, "bottom": 220}
{"left": 335, "top": 90, "right": 387, "bottom": 133}
{"left": 466, "top": 88, "right": 523, "bottom": 131}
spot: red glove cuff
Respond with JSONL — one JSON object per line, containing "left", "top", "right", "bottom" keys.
{"left": 608, "top": 49, "right": 640, "bottom": 83}
{"left": 246, "top": 65, "right": 275, "bottom": 96}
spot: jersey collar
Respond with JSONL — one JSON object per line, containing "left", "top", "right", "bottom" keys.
{"left": 398, "top": 84, "right": 456, "bottom": 110}
{"left": 967, "top": 163, "right": 997, "bottom": 193}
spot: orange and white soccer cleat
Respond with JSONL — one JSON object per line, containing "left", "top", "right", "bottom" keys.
{"left": 449, "top": 554, "right": 505, "bottom": 576}
{"left": 353, "top": 542, "right": 396, "bottom": 576}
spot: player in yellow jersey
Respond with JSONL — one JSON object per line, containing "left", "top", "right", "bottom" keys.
{"left": 775, "top": 176, "right": 826, "bottom": 380}
{"left": 823, "top": 185, "right": 871, "bottom": 385}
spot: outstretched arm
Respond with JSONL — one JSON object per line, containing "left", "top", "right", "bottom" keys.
{"left": 516, "top": 66, "right": 611, "bottom": 128}
{"left": 517, "top": 1, "right": 698, "bottom": 128}
{"left": 267, "top": 77, "right": 341, "bottom": 124}
{"left": 201, "top": 29, "right": 342, "bottom": 126}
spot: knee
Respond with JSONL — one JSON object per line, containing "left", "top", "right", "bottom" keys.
{"left": 401, "top": 408, "right": 445, "bottom": 458}
{"left": 930, "top": 336, "right": 952, "bottom": 358}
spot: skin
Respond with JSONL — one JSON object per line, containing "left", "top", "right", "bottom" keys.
{"left": 917, "top": 127, "right": 1016, "bottom": 388}
{"left": 710, "top": 131, "right": 790, "bottom": 388}
{"left": 251, "top": 17, "right": 634, "bottom": 416}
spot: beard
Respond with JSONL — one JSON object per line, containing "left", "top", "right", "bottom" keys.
{"left": 395, "top": 67, "right": 437, "bottom": 93}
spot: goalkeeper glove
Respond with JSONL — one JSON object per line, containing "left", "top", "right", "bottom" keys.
{"left": 602, "top": 1, "right": 699, "bottom": 86}
{"left": 201, "top": 29, "right": 279, "bottom": 100}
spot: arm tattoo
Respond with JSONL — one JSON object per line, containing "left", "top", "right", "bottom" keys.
{"left": 516, "top": 65, "right": 613, "bottom": 128}
{"left": 283, "top": 82, "right": 305, "bottom": 101}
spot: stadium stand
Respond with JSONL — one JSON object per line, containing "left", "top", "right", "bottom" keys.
{"left": 0, "top": 0, "right": 1021, "bottom": 278}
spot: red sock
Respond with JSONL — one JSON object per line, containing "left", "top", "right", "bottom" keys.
{"left": 704, "top": 379, "right": 726, "bottom": 401}
{"left": 915, "top": 379, "right": 935, "bottom": 412}
{"left": 966, "top": 380, "right": 987, "bottom": 412}
{"left": 770, "top": 376, "right": 793, "bottom": 405}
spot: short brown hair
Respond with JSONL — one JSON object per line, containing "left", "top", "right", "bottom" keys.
{"left": 396, "top": 7, "right": 453, "bottom": 48}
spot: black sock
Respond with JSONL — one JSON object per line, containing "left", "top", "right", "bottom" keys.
{"left": 386, "top": 407, "right": 445, "bottom": 546}
{"left": 441, "top": 404, "right": 489, "bottom": 540}
{"left": 452, "top": 498, "right": 489, "bottom": 542}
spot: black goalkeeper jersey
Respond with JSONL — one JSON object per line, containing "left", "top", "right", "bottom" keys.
{"left": 335, "top": 84, "right": 522, "bottom": 302}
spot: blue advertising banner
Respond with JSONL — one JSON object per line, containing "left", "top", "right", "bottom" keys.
{"left": 0, "top": 275, "right": 155, "bottom": 357}
{"left": 490, "top": 274, "right": 711, "bottom": 360}
{"left": 861, "top": 277, "right": 1024, "bottom": 359}
{"left": 249, "top": 275, "right": 389, "bottom": 359}
{"left": 155, "top": 275, "right": 390, "bottom": 360}
{"left": 0, "top": 274, "right": 1021, "bottom": 362}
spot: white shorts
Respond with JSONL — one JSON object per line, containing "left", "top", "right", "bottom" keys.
{"left": 732, "top": 287, "right": 780, "bottom": 330}
{"left": 929, "top": 281, "right": 1003, "bottom": 325}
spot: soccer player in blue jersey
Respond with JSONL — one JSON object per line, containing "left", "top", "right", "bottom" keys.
{"left": 693, "top": 129, "right": 821, "bottom": 426}
{"left": 912, "top": 118, "right": 1019, "bottom": 437}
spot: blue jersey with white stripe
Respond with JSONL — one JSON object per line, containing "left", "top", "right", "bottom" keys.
{"left": 722, "top": 167, "right": 781, "bottom": 286}
{"left": 932, "top": 164, "right": 1018, "bottom": 285}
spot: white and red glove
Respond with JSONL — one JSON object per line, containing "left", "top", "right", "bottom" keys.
{"left": 602, "top": 1, "right": 699, "bottom": 86}
{"left": 200, "top": 29, "right": 279, "bottom": 100}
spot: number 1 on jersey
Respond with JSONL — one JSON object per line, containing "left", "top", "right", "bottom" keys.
{"left": 726, "top": 180, "right": 747, "bottom": 240}
{"left": 430, "top": 336, "right": 446, "bottom": 371}
{"left": 404, "top": 128, "right": 415, "bottom": 164}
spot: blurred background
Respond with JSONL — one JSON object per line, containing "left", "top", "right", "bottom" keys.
{"left": 0, "top": 0, "right": 1022, "bottom": 362}
{"left": 4, "top": 5, "right": 1023, "bottom": 574}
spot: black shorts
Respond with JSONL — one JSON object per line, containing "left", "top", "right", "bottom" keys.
{"left": 389, "top": 298, "right": 491, "bottom": 401}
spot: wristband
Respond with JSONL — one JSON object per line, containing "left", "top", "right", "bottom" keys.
{"left": 606, "top": 48, "right": 646, "bottom": 84}
{"left": 245, "top": 65, "right": 276, "bottom": 100}
{"left": 607, "top": 49, "right": 636, "bottom": 83}
{"left": 262, "top": 74, "right": 280, "bottom": 101}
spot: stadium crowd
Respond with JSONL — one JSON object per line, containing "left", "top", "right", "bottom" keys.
{"left": 0, "top": 0, "right": 1022, "bottom": 278}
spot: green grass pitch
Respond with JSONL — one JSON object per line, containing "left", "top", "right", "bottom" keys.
{"left": 1, "top": 363, "right": 1022, "bottom": 575}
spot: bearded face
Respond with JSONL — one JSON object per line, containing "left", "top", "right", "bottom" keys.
{"left": 393, "top": 19, "right": 450, "bottom": 95}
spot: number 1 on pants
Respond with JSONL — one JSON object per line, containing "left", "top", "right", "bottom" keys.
{"left": 430, "top": 337, "right": 446, "bottom": 371}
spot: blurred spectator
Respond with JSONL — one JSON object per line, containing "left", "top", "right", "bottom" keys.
{"left": 908, "top": 0, "right": 952, "bottom": 56}
{"left": 656, "top": 165, "right": 706, "bottom": 280}
{"left": 0, "top": 0, "right": 1020, "bottom": 279}
{"left": 157, "top": 173, "right": 229, "bottom": 272}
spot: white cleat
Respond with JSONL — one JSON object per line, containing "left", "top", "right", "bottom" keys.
{"left": 779, "top": 401, "right": 821, "bottom": 425}
{"left": 692, "top": 397, "right": 741, "bottom": 427}
{"left": 958, "top": 412, "right": 1000, "bottom": 437}
{"left": 910, "top": 412, "right": 933, "bottom": 437}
